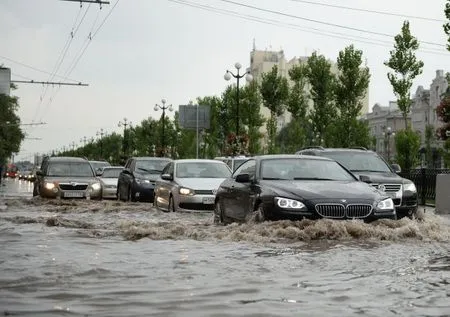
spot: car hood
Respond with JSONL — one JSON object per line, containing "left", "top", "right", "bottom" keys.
{"left": 178, "top": 178, "right": 227, "bottom": 190}
{"left": 350, "top": 171, "right": 405, "bottom": 184}
{"left": 43, "top": 176, "right": 98, "bottom": 184}
{"left": 262, "top": 180, "right": 383, "bottom": 200}
{"left": 135, "top": 173, "right": 161, "bottom": 182}
{"left": 100, "top": 178, "right": 118, "bottom": 186}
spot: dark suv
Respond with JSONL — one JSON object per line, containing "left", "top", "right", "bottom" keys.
{"left": 33, "top": 156, "right": 102, "bottom": 199}
{"left": 296, "top": 147, "right": 418, "bottom": 218}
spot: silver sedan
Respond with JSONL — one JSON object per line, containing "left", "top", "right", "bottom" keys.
{"left": 154, "top": 159, "right": 232, "bottom": 212}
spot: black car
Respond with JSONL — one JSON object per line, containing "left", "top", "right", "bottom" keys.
{"left": 117, "top": 157, "right": 172, "bottom": 202}
{"left": 295, "top": 147, "right": 418, "bottom": 218}
{"left": 214, "top": 154, "right": 397, "bottom": 224}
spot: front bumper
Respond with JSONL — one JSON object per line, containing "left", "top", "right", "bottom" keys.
{"left": 40, "top": 187, "right": 102, "bottom": 199}
{"left": 102, "top": 186, "right": 117, "bottom": 199}
{"left": 177, "top": 194, "right": 215, "bottom": 212}
{"left": 132, "top": 182, "right": 155, "bottom": 202}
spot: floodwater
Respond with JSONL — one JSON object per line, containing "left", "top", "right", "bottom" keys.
{"left": 1, "top": 178, "right": 450, "bottom": 317}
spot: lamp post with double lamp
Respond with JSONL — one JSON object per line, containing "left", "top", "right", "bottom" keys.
{"left": 224, "top": 62, "right": 253, "bottom": 138}
{"left": 384, "top": 127, "right": 395, "bottom": 163}
{"left": 154, "top": 99, "right": 173, "bottom": 157}
{"left": 118, "top": 118, "right": 132, "bottom": 157}
{"left": 96, "top": 128, "right": 105, "bottom": 159}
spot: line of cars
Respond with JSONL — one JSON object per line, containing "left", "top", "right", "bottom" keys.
{"left": 32, "top": 147, "right": 419, "bottom": 223}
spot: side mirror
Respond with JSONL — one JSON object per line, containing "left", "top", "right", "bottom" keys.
{"left": 391, "top": 164, "right": 401, "bottom": 173}
{"left": 122, "top": 168, "right": 132, "bottom": 175}
{"left": 95, "top": 170, "right": 103, "bottom": 176}
{"left": 36, "top": 170, "right": 43, "bottom": 176}
{"left": 235, "top": 173, "right": 251, "bottom": 183}
{"left": 161, "top": 173, "right": 173, "bottom": 181}
{"left": 359, "top": 175, "right": 371, "bottom": 183}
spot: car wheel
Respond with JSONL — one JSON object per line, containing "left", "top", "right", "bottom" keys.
{"left": 213, "top": 200, "right": 229, "bottom": 225}
{"left": 168, "top": 195, "right": 176, "bottom": 212}
{"left": 127, "top": 187, "right": 131, "bottom": 202}
{"left": 32, "top": 184, "right": 38, "bottom": 197}
{"left": 254, "top": 204, "right": 266, "bottom": 223}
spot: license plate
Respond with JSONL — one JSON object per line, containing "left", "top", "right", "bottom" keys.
{"left": 202, "top": 196, "right": 215, "bottom": 204}
{"left": 64, "top": 191, "right": 84, "bottom": 198}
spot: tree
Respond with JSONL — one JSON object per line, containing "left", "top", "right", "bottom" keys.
{"left": 285, "top": 63, "right": 309, "bottom": 152}
{"left": 424, "top": 124, "right": 436, "bottom": 167}
{"left": 260, "top": 65, "right": 289, "bottom": 154}
{"left": 306, "top": 52, "right": 336, "bottom": 146}
{"left": 394, "top": 129, "right": 421, "bottom": 170}
{"left": 444, "top": 0, "right": 450, "bottom": 51}
{"left": 436, "top": 93, "right": 450, "bottom": 167}
{"left": 333, "top": 45, "right": 371, "bottom": 147}
{"left": 384, "top": 21, "right": 424, "bottom": 129}
{"left": 0, "top": 93, "right": 25, "bottom": 165}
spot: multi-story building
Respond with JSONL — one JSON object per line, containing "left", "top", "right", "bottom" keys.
{"left": 248, "top": 46, "right": 370, "bottom": 141}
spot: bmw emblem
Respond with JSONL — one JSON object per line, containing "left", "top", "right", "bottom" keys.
{"left": 341, "top": 199, "right": 347, "bottom": 203}
{"left": 378, "top": 184, "right": 386, "bottom": 191}
{"left": 212, "top": 189, "right": 218, "bottom": 195}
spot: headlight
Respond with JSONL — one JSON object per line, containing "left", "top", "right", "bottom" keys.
{"left": 275, "top": 197, "right": 306, "bottom": 210}
{"left": 135, "top": 178, "right": 150, "bottom": 184}
{"left": 403, "top": 182, "right": 417, "bottom": 192}
{"left": 91, "top": 183, "right": 101, "bottom": 191}
{"left": 377, "top": 198, "right": 394, "bottom": 210}
{"left": 179, "top": 187, "right": 195, "bottom": 195}
{"left": 44, "top": 182, "right": 55, "bottom": 190}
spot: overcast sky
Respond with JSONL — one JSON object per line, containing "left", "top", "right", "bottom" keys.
{"left": 1, "top": 0, "right": 449, "bottom": 162}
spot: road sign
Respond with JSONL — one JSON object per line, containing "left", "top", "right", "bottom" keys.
{"left": 0, "top": 67, "right": 11, "bottom": 95}
{"left": 178, "top": 104, "right": 210, "bottom": 130}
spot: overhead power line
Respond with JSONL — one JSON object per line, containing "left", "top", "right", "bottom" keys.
{"left": 168, "top": 0, "right": 448, "bottom": 56}
{"left": 216, "top": 0, "right": 446, "bottom": 48}
{"left": 289, "top": 0, "right": 445, "bottom": 23}
{"left": 11, "top": 80, "right": 88, "bottom": 86}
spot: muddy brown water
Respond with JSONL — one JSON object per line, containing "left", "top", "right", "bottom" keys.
{"left": 0, "top": 179, "right": 449, "bottom": 316}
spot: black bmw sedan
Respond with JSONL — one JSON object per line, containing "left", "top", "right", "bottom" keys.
{"left": 213, "top": 154, "right": 397, "bottom": 224}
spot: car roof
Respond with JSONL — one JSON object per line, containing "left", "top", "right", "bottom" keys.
{"left": 132, "top": 157, "right": 173, "bottom": 161}
{"left": 47, "top": 156, "right": 89, "bottom": 162}
{"left": 254, "top": 154, "right": 333, "bottom": 161}
{"left": 102, "top": 166, "right": 123, "bottom": 169}
{"left": 89, "top": 160, "right": 110, "bottom": 163}
{"left": 296, "top": 147, "right": 375, "bottom": 154}
{"left": 175, "top": 159, "right": 227, "bottom": 164}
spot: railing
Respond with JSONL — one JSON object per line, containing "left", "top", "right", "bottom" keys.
{"left": 399, "top": 168, "right": 450, "bottom": 206}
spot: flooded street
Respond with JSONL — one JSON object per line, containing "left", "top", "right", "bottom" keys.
{"left": 1, "top": 178, "right": 450, "bottom": 317}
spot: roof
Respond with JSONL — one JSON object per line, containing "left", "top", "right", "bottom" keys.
{"left": 296, "top": 147, "right": 375, "bottom": 154}
{"left": 132, "top": 157, "right": 173, "bottom": 161}
{"left": 175, "top": 159, "right": 227, "bottom": 164}
{"left": 254, "top": 154, "right": 332, "bottom": 161}
{"left": 47, "top": 156, "right": 88, "bottom": 162}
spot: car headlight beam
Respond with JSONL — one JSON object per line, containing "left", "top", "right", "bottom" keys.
{"left": 44, "top": 182, "right": 55, "bottom": 190}
{"left": 377, "top": 198, "right": 394, "bottom": 210}
{"left": 179, "top": 187, "right": 195, "bottom": 196}
{"left": 403, "top": 182, "right": 417, "bottom": 192}
{"left": 91, "top": 183, "right": 101, "bottom": 191}
{"left": 275, "top": 197, "right": 306, "bottom": 210}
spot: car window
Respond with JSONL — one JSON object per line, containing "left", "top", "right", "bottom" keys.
{"left": 322, "top": 152, "right": 392, "bottom": 173}
{"left": 232, "top": 160, "right": 256, "bottom": 178}
{"left": 101, "top": 168, "right": 122, "bottom": 178}
{"left": 47, "top": 162, "right": 94, "bottom": 177}
{"left": 135, "top": 160, "right": 171, "bottom": 174}
{"left": 176, "top": 162, "right": 231, "bottom": 178}
{"left": 232, "top": 159, "right": 248, "bottom": 171}
{"left": 260, "top": 158, "right": 356, "bottom": 181}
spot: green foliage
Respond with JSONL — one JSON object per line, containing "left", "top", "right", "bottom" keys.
{"left": 276, "top": 120, "right": 307, "bottom": 153}
{"left": 240, "top": 80, "right": 265, "bottom": 154}
{"left": 424, "top": 124, "right": 435, "bottom": 167}
{"left": 444, "top": 0, "right": 450, "bottom": 51}
{"left": 260, "top": 65, "right": 289, "bottom": 153}
{"left": 306, "top": 52, "right": 336, "bottom": 145}
{"left": 0, "top": 94, "right": 25, "bottom": 164}
{"left": 384, "top": 21, "right": 424, "bottom": 129}
{"left": 333, "top": 45, "right": 371, "bottom": 147}
{"left": 394, "top": 128, "right": 421, "bottom": 170}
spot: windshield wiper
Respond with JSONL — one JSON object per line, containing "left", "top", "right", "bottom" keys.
{"left": 262, "top": 177, "right": 288, "bottom": 180}
{"left": 350, "top": 169, "right": 387, "bottom": 173}
{"left": 293, "top": 177, "right": 335, "bottom": 181}
{"left": 137, "top": 168, "right": 161, "bottom": 173}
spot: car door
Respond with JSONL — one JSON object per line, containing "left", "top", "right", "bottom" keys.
{"left": 224, "top": 160, "right": 256, "bottom": 221}
{"left": 118, "top": 158, "right": 133, "bottom": 199}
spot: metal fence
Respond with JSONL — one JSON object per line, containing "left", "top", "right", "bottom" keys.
{"left": 399, "top": 168, "right": 450, "bottom": 205}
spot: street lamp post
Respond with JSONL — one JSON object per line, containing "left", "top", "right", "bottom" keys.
{"left": 118, "top": 118, "right": 132, "bottom": 157}
{"left": 154, "top": 99, "right": 173, "bottom": 157}
{"left": 224, "top": 62, "right": 253, "bottom": 137}
{"left": 96, "top": 128, "right": 105, "bottom": 159}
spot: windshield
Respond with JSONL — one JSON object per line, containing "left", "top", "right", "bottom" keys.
{"left": 232, "top": 159, "right": 247, "bottom": 171}
{"left": 176, "top": 162, "right": 232, "bottom": 178}
{"left": 90, "top": 162, "right": 110, "bottom": 170}
{"left": 136, "top": 160, "right": 170, "bottom": 173}
{"left": 321, "top": 152, "right": 392, "bottom": 173}
{"left": 261, "top": 158, "right": 356, "bottom": 181}
{"left": 101, "top": 168, "right": 122, "bottom": 178}
{"left": 47, "top": 162, "right": 94, "bottom": 177}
